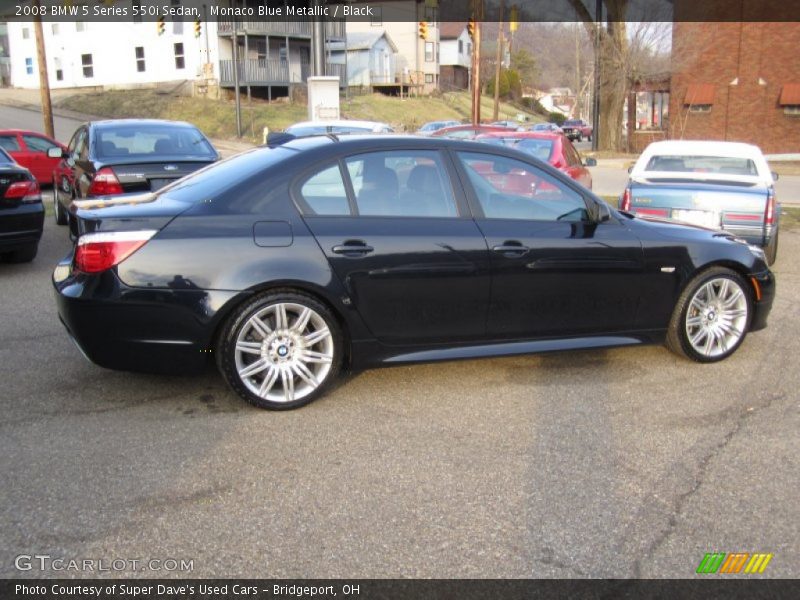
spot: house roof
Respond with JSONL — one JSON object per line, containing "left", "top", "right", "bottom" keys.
{"left": 439, "top": 22, "right": 467, "bottom": 39}
{"left": 327, "top": 31, "right": 397, "bottom": 53}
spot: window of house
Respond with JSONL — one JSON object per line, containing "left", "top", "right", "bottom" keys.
{"left": 22, "top": 28, "right": 30, "bottom": 40}
{"left": 51, "top": 24, "right": 59, "bottom": 35}
{"left": 135, "top": 47, "right": 145, "bottom": 72}
{"left": 174, "top": 43, "right": 185, "bottom": 69}
{"left": 54, "top": 57, "right": 63, "bottom": 81}
{"left": 425, "top": 42, "right": 434, "bottom": 62}
{"left": 458, "top": 40, "right": 463, "bottom": 53}
{"left": 81, "top": 53, "right": 93, "bottom": 78}
{"left": 779, "top": 83, "right": 800, "bottom": 116}
{"left": 24, "top": 57, "right": 33, "bottom": 75}
{"left": 683, "top": 83, "right": 714, "bottom": 114}
{"left": 425, "top": 73, "right": 434, "bottom": 84}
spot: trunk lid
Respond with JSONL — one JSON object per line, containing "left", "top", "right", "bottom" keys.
{"left": 69, "top": 192, "right": 192, "bottom": 238}
{"left": 103, "top": 160, "right": 214, "bottom": 194}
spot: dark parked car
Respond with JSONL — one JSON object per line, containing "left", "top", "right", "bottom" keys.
{"left": 475, "top": 131, "right": 596, "bottom": 189}
{"left": 561, "top": 119, "right": 593, "bottom": 142}
{"left": 0, "top": 147, "right": 43, "bottom": 263}
{"left": 50, "top": 119, "right": 219, "bottom": 226}
{"left": 54, "top": 135, "right": 775, "bottom": 410}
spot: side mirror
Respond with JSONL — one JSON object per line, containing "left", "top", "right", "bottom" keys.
{"left": 627, "top": 165, "right": 634, "bottom": 174}
{"left": 47, "top": 147, "right": 64, "bottom": 159}
{"left": 772, "top": 171, "right": 780, "bottom": 181}
{"left": 584, "top": 157, "right": 597, "bottom": 167}
{"left": 596, "top": 201, "right": 611, "bottom": 223}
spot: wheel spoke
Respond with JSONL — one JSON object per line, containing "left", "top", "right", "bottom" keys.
{"left": 690, "top": 329, "right": 707, "bottom": 347}
{"left": 723, "top": 289, "right": 743, "bottom": 308}
{"left": 293, "top": 307, "right": 312, "bottom": 333}
{"left": 686, "top": 315, "right": 703, "bottom": 328}
{"left": 717, "top": 279, "right": 730, "bottom": 302}
{"left": 274, "top": 304, "right": 289, "bottom": 331}
{"left": 258, "top": 366, "right": 279, "bottom": 397}
{"left": 239, "top": 358, "right": 269, "bottom": 378}
{"left": 236, "top": 341, "right": 262, "bottom": 355}
{"left": 725, "top": 308, "right": 747, "bottom": 319}
{"left": 702, "top": 332, "right": 714, "bottom": 356}
{"left": 250, "top": 316, "right": 272, "bottom": 339}
{"left": 716, "top": 328, "right": 729, "bottom": 352}
{"left": 704, "top": 282, "right": 718, "bottom": 303}
{"left": 281, "top": 367, "right": 295, "bottom": 402}
{"left": 300, "top": 350, "right": 333, "bottom": 364}
{"left": 304, "top": 327, "right": 331, "bottom": 346}
{"left": 293, "top": 361, "right": 319, "bottom": 388}
{"left": 690, "top": 296, "right": 708, "bottom": 312}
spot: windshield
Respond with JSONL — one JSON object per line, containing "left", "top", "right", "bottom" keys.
{"left": 644, "top": 154, "right": 758, "bottom": 176}
{"left": 563, "top": 120, "right": 581, "bottom": 127}
{"left": 157, "top": 146, "right": 293, "bottom": 203}
{"left": 96, "top": 124, "right": 216, "bottom": 159}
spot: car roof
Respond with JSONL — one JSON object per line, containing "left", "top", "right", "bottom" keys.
{"left": 92, "top": 119, "right": 199, "bottom": 130}
{"left": 642, "top": 140, "right": 764, "bottom": 159}
{"left": 287, "top": 119, "right": 390, "bottom": 129}
{"left": 479, "top": 131, "right": 560, "bottom": 140}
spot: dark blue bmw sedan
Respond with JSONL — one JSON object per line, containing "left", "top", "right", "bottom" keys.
{"left": 53, "top": 135, "right": 775, "bottom": 409}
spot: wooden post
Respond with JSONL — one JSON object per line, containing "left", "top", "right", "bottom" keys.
{"left": 492, "top": 0, "right": 505, "bottom": 122}
{"left": 33, "top": 0, "right": 54, "bottom": 139}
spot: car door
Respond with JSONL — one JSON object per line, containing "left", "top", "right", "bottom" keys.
{"left": 296, "top": 149, "right": 491, "bottom": 345}
{"left": 21, "top": 134, "right": 61, "bottom": 183}
{"left": 453, "top": 149, "right": 645, "bottom": 339}
{"left": 70, "top": 127, "right": 94, "bottom": 198}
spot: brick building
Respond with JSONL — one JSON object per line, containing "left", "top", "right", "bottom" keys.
{"left": 669, "top": 22, "right": 800, "bottom": 154}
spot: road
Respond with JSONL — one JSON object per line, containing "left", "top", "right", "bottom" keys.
{"left": 0, "top": 104, "right": 84, "bottom": 146}
{"left": 1, "top": 206, "right": 798, "bottom": 578}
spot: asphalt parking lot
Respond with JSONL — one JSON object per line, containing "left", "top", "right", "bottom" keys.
{"left": 1, "top": 194, "right": 798, "bottom": 579}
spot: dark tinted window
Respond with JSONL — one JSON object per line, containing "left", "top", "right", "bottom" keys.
{"left": 345, "top": 150, "right": 457, "bottom": 218}
{"left": 0, "top": 134, "right": 20, "bottom": 151}
{"left": 457, "top": 151, "right": 588, "bottom": 221}
{"left": 95, "top": 124, "right": 216, "bottom": 159}
{"left": 159, "top": 147, "right": 291, "bottom": 204}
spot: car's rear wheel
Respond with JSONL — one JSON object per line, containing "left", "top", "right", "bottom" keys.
{"left": 666, "top": 267, "right": 752, "bottom": 363}
{"left": 765, "top": 229, "right": 779, "bottom": 265}
{"left": 218, "top": 291, "right": 343, "bottom": 410}
{"left": 53, "top": 177, "right": 68, "bottom": 225}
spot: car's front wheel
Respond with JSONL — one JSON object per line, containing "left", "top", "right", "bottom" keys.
{"left": 218, "top": 291, "right": 343, "bottom": 410}
{"left": 666, "top": 267, "right": 752, "bottom": 362}
{"left": 53, "top": 177, "right": 68, "bottom": 226}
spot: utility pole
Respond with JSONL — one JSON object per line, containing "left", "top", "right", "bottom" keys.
{"left": 231, "top": 17, "right": 242, "bottom": 137}
{"left": 33, "top": 0, "right": 54, "bottom": 139}
{"left": 470, "top": 0, "right": 483, "bottom": 125}
{"left": 492, "top": 0, "right": 505, "bottom": 122}
{"left": 591, "top": 0, "right": 602, "bottom": 151}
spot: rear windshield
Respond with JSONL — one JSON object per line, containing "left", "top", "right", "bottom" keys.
{"left": 514, "top": 138, "right": 555, "bottom": 161}
{"left": 563, "top": 120, "right": 581, "bottom": 126}
{"left": 158, "top": 146, "right": 292, "bottom": 203}
{"left": 286, "top": 124, "right": 378, "bottom": 137}
{"left": 95, "top": 124, "right": 216, "bottom": 159}
{"left": 645, "top": 154, "right": 758, "bottom": 176}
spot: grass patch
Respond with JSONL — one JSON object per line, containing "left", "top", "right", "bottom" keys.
{"left": 57, "top": 89, "right": 542, "bottom": 143}
{"left": 768, "top": 161, "right": 800, "bottom": 177}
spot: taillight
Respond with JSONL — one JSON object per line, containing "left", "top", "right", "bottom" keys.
{"left": 621, "top": 188, "right": 631, "bottom": 211}
{"left": 765, "top": 190, "right": 776, "bottom": 226}
{"left": 74, "top": 230, "right": 157, "bottom": 274}
{"left": 87, "top": 167, "right": 123, "bottom": 196}
{"left": 4, "top": 179, "right": 41, "bottom": 204}
{"left": 633, "top": 207, "right": 670, "bottom": 218}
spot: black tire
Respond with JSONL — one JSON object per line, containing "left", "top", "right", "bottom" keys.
{"left": 217, "top": 290, "right": 343, "bottom": 410}
{"left": 666, "top": 267, "right": 752, "bottom": 363}
{"left": 765, "top": 230, "right": 779, "bottom": 266}
{"left": 53, "top": 177, "right": 68, "bottom": 226}
{"left": 5, "top": 243, "right": 38, "bottom": 263}
{"left": 576, "top": 134, "right": 582, "bottom": 142}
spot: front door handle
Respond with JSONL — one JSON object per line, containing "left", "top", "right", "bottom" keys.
{"left": 332, "top": 240, "right": 374, "bottom": 256}
{"left": 492, "top": 241, "right": 529, "bottom": 257}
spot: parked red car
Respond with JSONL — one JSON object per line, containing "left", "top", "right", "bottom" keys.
{"left": 430, "top": 124, "right": 512, "bottom": 140}
{"left": 475, "top": 131, "right": 596, "bottom": 189}
{"left": 0, "top": 129, "right": 67, "bottom": 185}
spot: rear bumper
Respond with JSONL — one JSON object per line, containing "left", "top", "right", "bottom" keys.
{"left": 0, "top": 202, "right": 44, "bottom": 249}
{"left": 53, "top": 263, "right": 241, "bottom": 374}
{"left": 749, "top": 268, "right": 775, "bottom": 332}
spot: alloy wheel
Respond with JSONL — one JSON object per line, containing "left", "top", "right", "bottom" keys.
{"left": 684, "top": 277, "right": 748, "bottom": 358}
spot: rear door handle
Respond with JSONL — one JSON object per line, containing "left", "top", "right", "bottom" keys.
{"left": 332, "top": 240, "right": 374, "bottom": 256}
{"left": 492, "top": 241, "right": 529, "bottom": 257}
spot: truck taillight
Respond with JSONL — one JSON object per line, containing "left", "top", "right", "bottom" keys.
{"left": 765, "top": 190, "right": 776, "bottom": 226}
{"left": 87, "top": 167, "right": 124, "bottom": 196}
{"left": 4, "top": 180, "right": 41, "bottom": 204}
{"left": 621, "top": 188, "right": 631, "bottom": 211}
{"left": 74, "top": 230, "right": 156, "bottom": 274}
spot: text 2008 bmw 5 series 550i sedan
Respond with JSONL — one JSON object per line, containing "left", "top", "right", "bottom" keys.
{"left": 53, "top": 135, "right": 775, "bottom": 410}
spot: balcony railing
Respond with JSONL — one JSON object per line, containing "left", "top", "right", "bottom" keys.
{"left": 219, "top": 59, "right": 346, "bottom": 87}
{"left": 217, "top": 20, "right": 346, "bottom": 39}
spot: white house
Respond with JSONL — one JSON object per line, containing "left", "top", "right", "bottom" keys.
{"left": 6, "top": 20, "right": 215, "bottom": 90}
{"left": 438, "top": 22, "right": 470, "bottom": 90}
{"left": 346, "top": 1, "right": 440, "bottom": 92}
{"left": 328, "top": 31, "right": 398, "bottom": 88}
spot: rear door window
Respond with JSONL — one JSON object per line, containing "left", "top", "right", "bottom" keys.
{"left": 299, "top": 163, "right": 351, "bottom": 216}
{"left": 0, "top": 134, "right": 21, "bottom": 152}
